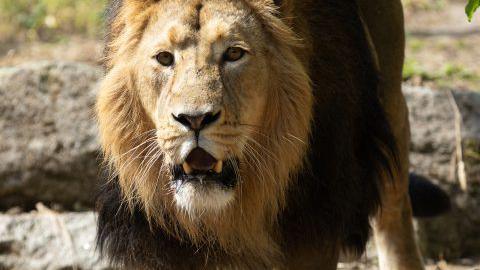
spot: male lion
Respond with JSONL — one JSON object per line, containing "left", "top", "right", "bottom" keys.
{"left": 96, "top": 0, "right": 439, "bottom": 269}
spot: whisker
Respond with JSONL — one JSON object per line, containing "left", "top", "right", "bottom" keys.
{"left": 118, "top": 141, "right": 157, "bottom": 173}
{"left": 241, "top": 134, "right": 279, "bottom": 163}
{"left": 134, "top": 144, "right": 162, "bottom": 186}
{"left": 242, "top": 143, "right": 269, "bottom": 186}
{"left": 116, "top": 136, "right": 158, "bottom": 160}
{"left": 124, "top": 141, "right": 159, "bottom": 193}
{"left": 285, "top": 133, "right": 306, "bottom": 145}
{"left": 245, "top": 137, "right": 278, "bottom": 183}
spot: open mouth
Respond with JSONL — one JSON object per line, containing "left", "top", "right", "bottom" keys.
{"left": 171, "top": 147, "right": 238, "bottom": 190}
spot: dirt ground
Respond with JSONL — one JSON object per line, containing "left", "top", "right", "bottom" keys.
{"left": 0, "top": 1, "right": 479, "bottom": 269}
{"left": 404, "top": 0, "right": 480, "bottom": 90}
{"left": 0, "top": 36, "right": 102, "bottom": 67}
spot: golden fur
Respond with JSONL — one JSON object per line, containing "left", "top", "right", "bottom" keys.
{"left": 97, "top": 0, "right": 312, "bottom": 264}
{"left": 96, "top": 0, "right": 426, "bottom": 269}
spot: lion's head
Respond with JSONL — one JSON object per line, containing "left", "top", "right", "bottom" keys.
{"left": 97, "top": 0, "right": 311, "bottom": 260}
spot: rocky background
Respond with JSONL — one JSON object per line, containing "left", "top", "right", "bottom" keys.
{"left": 0, "top": 62, "right": 101, "bottom": 211}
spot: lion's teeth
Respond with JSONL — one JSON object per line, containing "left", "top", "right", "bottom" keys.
{"left": 182, "top": 162, "right": 193, "bottom": 174}
{"left": 214, "top": 160, "right": 223, "bottom": 173}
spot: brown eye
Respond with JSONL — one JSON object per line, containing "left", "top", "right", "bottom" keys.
{"left": 224, "top": 47, "right": 246, "bottom": 62}
{"left": 156, "top": 51, "right": 174, "bottom": 66}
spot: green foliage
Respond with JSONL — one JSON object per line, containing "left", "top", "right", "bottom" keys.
{"left": 466, "top": 0, "right": 480, "bottom": 21}
{"left": 403, "top": 59, "right": 433, "bottom": 80}
{"left": 441, "top": 63, "right": 476, "bottom": 79}
{"left": 0, "top": 0, "right": 107, "bottom": 42}
{"left": 403, "top": 58, "right": 478, "bottom": 85}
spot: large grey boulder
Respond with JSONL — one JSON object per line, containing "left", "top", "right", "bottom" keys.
{"left": 0, "top": 62, "right": 103, "bottom": 210}
{"left": 0, "top": 210, "right": 111, "bottom": 270}
{"left": 405, "top": 86, "right": 480, "bottom": 259}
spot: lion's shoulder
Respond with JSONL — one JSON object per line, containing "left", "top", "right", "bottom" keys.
{"left": 279, "top": 0, "right": 397, "bottom": 257}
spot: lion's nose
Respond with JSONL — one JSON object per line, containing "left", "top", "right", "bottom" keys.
{"left": 173, "top": 111, "right": 221, "bottom": 131}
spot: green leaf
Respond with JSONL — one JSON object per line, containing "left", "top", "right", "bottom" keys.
{"left": 466, "top": 0, "right": 480, "bottom": 22}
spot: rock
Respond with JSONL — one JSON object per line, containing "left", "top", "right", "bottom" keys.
{"left": 404, "top": 85, "right": 480, "bottom": 259}
{"left": 0, "top": 62, "right": 103, "bottom": 210}
{"left": 0, "top": 210, "right": 476, "bottom": 270}
{"left": 0, "top": 211, "right": 111, "bottom": 270}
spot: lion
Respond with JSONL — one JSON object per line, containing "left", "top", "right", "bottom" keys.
{"left": 95, "top": 0, "right": 445, "bottom": 269}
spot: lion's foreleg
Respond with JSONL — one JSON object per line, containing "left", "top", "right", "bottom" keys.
{"left": 373, "top": 96, "right": 424, "bottom": 270}
{"left": 356, "top": 0, "right": 426, "bottom": 268}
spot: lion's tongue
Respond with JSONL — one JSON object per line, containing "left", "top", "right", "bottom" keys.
{"left": 185, "top": 148, "right": 218, "bottom": 173}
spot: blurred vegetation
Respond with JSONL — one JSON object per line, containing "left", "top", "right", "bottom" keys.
{"left": 403, "top": 58, "right": 479, "bottom": 89}
{"left": 0, "top": 0, "right": 479, "bottom": 89}
{"left": 466, "top": 0, "right": 480, "bottom": 21}
{"left": 405, "top": 0, "right": 478, "bottom": 20}
{"left": 403, "top": 0, "right": 446, "bottom": 10}
{"left": 0, "top": 0, "right": 107, "bottom": 43}
{"left": 403, "top": 59, "right": 477, "bottom": 81}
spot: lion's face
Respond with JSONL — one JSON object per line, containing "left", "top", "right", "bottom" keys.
{"left": 98, "top": 0, "right": 312, "bottom": 240}
{"left": 132, "top": 0, "right": 271, "bottom": 212}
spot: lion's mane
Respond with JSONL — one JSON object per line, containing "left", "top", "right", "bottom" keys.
{"left": 96, "top": 0, "right": 397, "bottom": 269}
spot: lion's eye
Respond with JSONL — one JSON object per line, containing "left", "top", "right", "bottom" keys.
{"left": 224, "top": 47, "right": 246, "bottom": 62}
{"left": 156, "top": 51, "right": 174, "bottom": 66}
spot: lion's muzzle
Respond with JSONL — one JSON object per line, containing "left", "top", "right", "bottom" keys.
{"left": 170, "top": 109, "right": 236, "bottom": 186}
{"left": 171, "top": 147, "right": 238, "bottom": 213}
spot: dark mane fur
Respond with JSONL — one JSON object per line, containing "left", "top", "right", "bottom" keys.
{"left": 97, "top": 0, "right": 398, "bottom": 268}
{"left": 97, "top": 181, "right": 230, "bottom": 269}
{"left": 280, "top": 0, "right": 397, "bottom": 255}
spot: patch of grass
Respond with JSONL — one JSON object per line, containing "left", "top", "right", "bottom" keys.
{"left": 403, "top": 58, "right": 480, "bottom": 89}
{"left": 0, "top": 0, "right": 107, "bottom": 43}
{"left": 403, "top": 58, "right": 436, "bottom": 80}
{"left": 404, "top": 0, "right": 446, "bottom": 11}
{"left": 441, "top": 63, "right": 476, "bottom": 79}
{"left": 435, "top": 64, "right": 480, "bottom": 89}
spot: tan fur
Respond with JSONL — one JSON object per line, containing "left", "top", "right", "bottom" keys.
{"left": 97, "top": 0, "right": 312, "bottom": 264}
{"left": 97, "top": 0, "right": 424, "bottom": 269}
